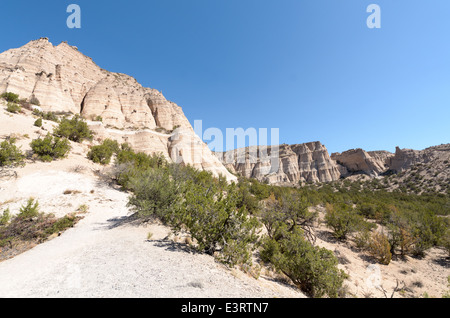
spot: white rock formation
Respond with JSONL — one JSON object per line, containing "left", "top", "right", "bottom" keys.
{"left": 0, "top": 38, "right": 236, "bottom": 181}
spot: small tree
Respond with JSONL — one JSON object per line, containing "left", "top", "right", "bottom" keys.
{"left": 127, "top": 167, "right": 260, "bottom": 267}
{"left": 260, "top": 192, "right": 317, "bottom": 243}
{"left": 29, "top": 96, "right": 40, "bottom": 106}
{"left": 259, "top": 193, "right": 347, "bottom": 297}
{"left": 387, "top": 222, "right": 416, "bottom": 257}
{"left": 325, "top": 203, "right": 366, "bottom": 241}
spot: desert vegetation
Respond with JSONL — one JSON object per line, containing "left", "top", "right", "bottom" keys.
{"left": 30, "top": 133, "right": 71, "bottom": 162}
{"left": 1, "top": 91, "right": 448, "bottom": 297}
{"left": 29, "top": 110, "right": 93, "bottom": 162}
{"left": 0, "top": 198, "right": 82, "bottom": 261}
{"left": 0, "top": 137, "right": 25, "bottom": 167}
{"left": 97, "top": 145, "right": 449, "bottom": 297}
{"left": 87, "top": 139, "right": 120, "bottom": 165}
{"left": 53, "top": 114, "right": 93, "bottom": 142}
{"left": 1, "top": 92, "right": 20, "bottom": 103}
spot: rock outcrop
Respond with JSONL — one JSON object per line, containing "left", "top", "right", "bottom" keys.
{"left": 0, "top": 38, "right": 235, "bottom": 181}
{"left": 217, "top": 142, "right": 342, "bottom": 184}
{"left": 388, "top": 144, "right": 450, "bottom": 173}
{"left": 220, "top": 142, "right": 450, "bottom": 188}
{"left": 331, "top": 149, "right": 393, "bottom": 176}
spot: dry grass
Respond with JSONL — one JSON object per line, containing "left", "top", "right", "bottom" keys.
{"left": 63, "top": 189, "right": 82, "bottom": 195}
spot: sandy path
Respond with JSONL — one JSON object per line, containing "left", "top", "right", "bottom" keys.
{"left": 0, "top": 166, "right": 304, "bottom": 298}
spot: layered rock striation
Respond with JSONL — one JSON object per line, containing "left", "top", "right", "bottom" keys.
{"left": 217, "top": 142, "right": 342, "bottom": 184}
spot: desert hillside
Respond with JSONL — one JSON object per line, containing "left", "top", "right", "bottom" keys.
{"left": 0, "top": 102, "right": 448, "bottom": 298}
{"left": 0, "top": 104, "right": 305, "bottom": 298}
{"left": 0, "top": 39, "right": 448, "bottom": 299}
{"left": 220, "top": 143, "right": 450, "bottom": 194}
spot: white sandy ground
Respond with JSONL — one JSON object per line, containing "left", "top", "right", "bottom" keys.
{"left": 0, "top": 107, "right": 448, "bottom": 298}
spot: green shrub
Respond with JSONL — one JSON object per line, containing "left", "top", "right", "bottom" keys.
{"left": 114, "top": 148, "right": 167, "bottom": 188}
{"left": 178, "top": 181, "right": 260, "bottom": 266}
{"left": 17, "top": 198, "right": 40, "bottom": 219}
{"left": 0, "top": 138, "right": 25, "bottom": 167}
{"left": 29, "top": 96, "right": 40, "bottom": 106}
{"left": 6, "top": 102, "right": 21, "bottom": 113}
{"left": 260, "top": 192, "right": 317, "bottom": 243}
{"left": 440, "top": 229, "right": 450, "bottom": 258}
{"left": 44, "top": 214, "right": 77, "bottom": 236}
{"left": 127, "top": 163, "right": 260, "bottom": 267}
{"left": 358, "top": 203, "right": 378, "bottom": 219}
{"left": 385, "top": 211, "right": 417, "bottom": 256}
{"left": 260, "top": 226, "right": 347, "bottom": 298}
{"left": 87, "top": 139, "right": 120, "bottom": 165}
{"left": 258, "top": 192, "right": 346, "bottom": 297}
{"left": 116, "top": 147, "right": 165, "bottom": 169}
{"left": 32, "top": 109, "right": 59, "bottom": 122}
{"left": 30, "top": 134, "right": 71, "bottom": 162}
{"left": 127, "top": 167, "right": 181, "bottom": 220}
{"left": 0, "top": 202, "right": 81, "bottom": 250}
{"left": 1, "top": 92, "right": 19, "bottom": 103}
{"left": 54, "top": 115, "right": 93, "bottom": 142}
{"left": 34, "top": 118, "right": 43, "bottom": 127}
{"left": 384, "top": 207, "right": 448, "bottom": 258}
{"left": 235, "top": 179, "right": 260, "bottom": 215}
{"left": 354, "top": 228, "right": 372, "bottom": 250}
{"left": 249, "top": 179, "right": 271, "bottom": 200}
{"left": 0, "top": 208, "right": 11, "bottom": 226}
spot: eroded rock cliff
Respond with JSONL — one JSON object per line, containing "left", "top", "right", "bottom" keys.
{"left": 217, "top": 142, "right": 342, "bottom": 184}
{"left": 331, "top": 148, "right": 393, "bottom": 176}
{"left": 0, "top": 38, "right": 235, "bottom": 181}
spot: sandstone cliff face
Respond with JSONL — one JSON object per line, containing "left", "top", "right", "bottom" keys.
{"left": 218, "top": 142, "right": 342, "bottom": 184}
{"left": 0, "top": 38, "right": 235, "bottom": 181}
{"left": 331, "top": 148, "right": 393, "bottom": 176}
{"left": 388, "top": 144, "right": 450, "bottom": 173}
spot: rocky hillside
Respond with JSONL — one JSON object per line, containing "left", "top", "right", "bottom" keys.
{"left": 221, "top": 141, "right": 450, "bottom": 193}
{"left": 0, "top": 38, "right": 235, "bottom": 181}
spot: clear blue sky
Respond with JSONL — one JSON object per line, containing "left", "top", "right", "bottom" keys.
{"left": 1, "top": 0, "right": 449, "bottom": 153}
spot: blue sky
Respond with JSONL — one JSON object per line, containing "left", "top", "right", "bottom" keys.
{"left": 1, "top": 0, "right": 449, "bottom": 153}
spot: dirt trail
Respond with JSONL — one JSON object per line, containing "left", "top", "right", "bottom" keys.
{"left": 0, "top": 163, "right": 304, "bottom": 298}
